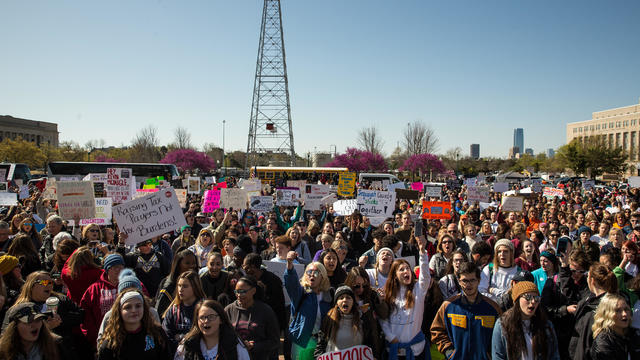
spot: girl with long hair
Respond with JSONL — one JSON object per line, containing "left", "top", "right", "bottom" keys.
{"left": 491, "top": 281, "right": 560, "bottom": 360}
{"left": 380, "top": 235, "right": 430, "bottom": 360}
{"left": 515, "top": 239, "right": 540, "bottom": 272}
{"left": 171, "top": 225, "right": 194, "bottom": 255}
{"left": 16, "top": 217, "right": 42, "bottom": 250}
{"left": 61, "top": 246, "right": 102, "bottom": 305}
{"left": 155, "top": 248, "right": 198, "bottom": 316}
{"left": 97, "top": 288, "right": 171, "bottom": 360}
{"left": 188, "top": 228, "right": 215, "bottom": 268}
{"left": 284, "top": 252, "right": 333, "bottom": 360}
{"left": 287, "top": 225, "right": 311, "bottom": 265}
{"left": 174, "top": 299, "right": 250, "bottom": 359}
{"left": 0, "top": 302, "right": 69, "bottom": 360}
{"left": 314, "top": 285, "right": 379, "bottom": 356}
{"left": 51, "top": 238, "right": 79, "bottom": 276}
{"left": 429, "top": 233, "right": 456, "bottom": 281}
{"left": 81, "top": 223, "right": 103, "bottom": 246}
{"left": 162, "top": 270, "right": 205, "bottom": 350}
{"left": 590, "top": 293, "right": 640, "bottom": 359}
{"left": 320, "top": 248, "right": 347, "bottom": 289}
{"left": 8, "top": 234, "right": 42, "bottom": 278}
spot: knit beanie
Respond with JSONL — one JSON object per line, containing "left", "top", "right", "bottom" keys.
{"left": 377, "top": 247, "right": 394, "bottom": 261}
{"left": 103, "top": 253, "right": 125, "bottom": 271}
{"left": 180, "top": 225, "right": 192, "bottom": 233}
{"left": 334, "top": 285, "right": 355, "bottom": 305}
{"left": 540, "top": 251, "right": 557, "bottom": 264}
{"left": 494, "top": 238, "right": 514, "bottom": 253}
{"left": 577, "top": 225, "right": 592, "bottom": 236}
{"left": 511, "top": 281, "right": 539, "bottom": 303}
{"left": 0, "top": 255, "right": 19, "bottom": 275}
{"left": 117, "top": 268, "right": 142, "bottom": 293}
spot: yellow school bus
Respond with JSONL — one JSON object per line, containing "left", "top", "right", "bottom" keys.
{"left": 254, "top": 166, "right": 349, "bottom": 185}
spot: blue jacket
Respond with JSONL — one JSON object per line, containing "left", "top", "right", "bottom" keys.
{"left": 531, "top": 267, "right": 551, "bottom": 295}
{"left": 284, "top": 267, "right": 333, "bottom": 347}
{"left": 491, "top": 318, "right": 560, "bottom": 360}
{"left": 431, "top": 293, "right": 501, "bottom": 360}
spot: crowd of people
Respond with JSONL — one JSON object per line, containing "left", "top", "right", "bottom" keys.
{"left": 0, "top": 175, "right": 639, "bottom": 360}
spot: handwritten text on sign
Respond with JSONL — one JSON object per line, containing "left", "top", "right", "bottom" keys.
{"left": 113, "top": 188, "right": 187, "bottom": 246}
{"left": 56, "top": 181, "right": 96, "bottom": 220}
{"left": 337, "top": 172, "right": 356, "bottom": 197}
{"left": 543, "top": 187, "right": 565, "bottom": 199}
{"left": 202, "top": 189, "right": 221, "bottom": 213}
{"left": 106, "top": 168, "right": 132, "bottom": 203}
{"left": 356, "top": 189, "right": 395, "bottom": 218}
{"left": 317, "top": 345, "right": 374, "bottom": 360}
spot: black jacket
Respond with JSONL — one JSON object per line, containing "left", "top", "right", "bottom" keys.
{"left": 590, "top": 329, "right": 640, "bottom": 360}
{"left": 258, "top": 269, "right": 287, "bottom": 331}
{"left": 154, "top": 276, "right": 176, "bottom": 317}
{"left": 200, "top": 270, "right": 229, "bottom": 300}
{"left": 570, "top": 293, "right": 605, "bottom": 360}
{"left": 313, "top": 310, "right": 379, "bottom": 358}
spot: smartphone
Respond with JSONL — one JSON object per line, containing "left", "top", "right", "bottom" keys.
{"left": 414, "top": 219, "right": 423, "bottom": 237}
{"left": 557, "top": 236, "right": 568, "bottom": 254}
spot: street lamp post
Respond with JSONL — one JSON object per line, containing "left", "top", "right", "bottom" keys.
{"left": 222, "top": 120, "right": 226, "bottom": 176}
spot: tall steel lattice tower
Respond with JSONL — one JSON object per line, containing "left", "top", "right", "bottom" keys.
{"left": 245, "top": 0, "right": 295, "bottom": 168}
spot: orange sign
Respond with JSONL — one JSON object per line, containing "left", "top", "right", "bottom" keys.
{"left": 421, "top": 201, "right": 452, "bottom": 220}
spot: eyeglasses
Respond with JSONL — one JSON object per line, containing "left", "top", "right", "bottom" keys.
{"left": 89, "top": 229, "right": 100, "bottom": 233}
{"left": 441, "top": 240, "right": 454, "bottom": 244}
{"left": 306, "top": 270, "right": 320, "bottom": 277}
{"left": 458, "top": 278, "right": 478, "bottom": 285}
{"left": 198, "top": 313, "right": 220, "bottom": 322}
{"left": 234, "top": 288, "right": 251, "bottom": 295}
{"left": 35, "top": 279, "right": 53, "bottom": 287}
{"left": 521, "top": 293, "right": 541, "bottom": 303}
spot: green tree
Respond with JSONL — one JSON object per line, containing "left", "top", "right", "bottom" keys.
{"left": 0, "top": 137, "right": 46, "bottom": 168}
{"left": 557, "top": 139, "right": 627, "bottom": 178}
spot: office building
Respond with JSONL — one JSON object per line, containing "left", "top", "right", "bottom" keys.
{"left": 513, "top": 128, "right": 524, "bottom": 155}
{"left": 525, "top": 148, "right": 534, "bottom": 156}
{"left": 509, "top": 147, "right": 520, "bottom": 159}
{"left": 0, "top": 115, "right": 59, "bottom": 146}
{"left": 470, "top": 144, "right": 480, "bottom": 159}
{"left": 546, "top": 148, "right": 555, "bottom": 158}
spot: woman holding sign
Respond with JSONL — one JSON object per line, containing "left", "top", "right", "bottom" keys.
{"left": 380, "top": 235, "right": 430, "bottom": 360}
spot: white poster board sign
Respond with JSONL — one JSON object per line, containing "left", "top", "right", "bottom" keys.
{"left": 0, "top": 192, "right": 18, "bottom": 206}
{"left": 249, "top": 196, "right": 273, "bottom": 212}
{"left": 467, "top": 186, "right": 490, "bottom": 203}
{"left": 629, "top": 176, "right": 640, "bottom": 188}
{"left": 286, "top": 180, "right": 307, "bottom": 193}
{"left": 317, "top": 345, "right": 374, "bottom": 360}
{"left": 275, "top": 187, "right": 301, "bottom": 207}
{"left": 0, "top": 183, "right": 7, "bottom": 192}
{"left": 492, "top": 182, "right": 509, "bottom": 193}
{"left": 397, "top": 255, "right": 416, "bottom": 269}
{"left": 333, "top": 199, "right": 357, "bottom": 216}
{"left": 113, "top": 188, "right": 187, "bottom": 246}
{"left": 18, "top": 185, "right": 29, "bottom": 200}
{"left": 356, "top": 190, "right": 395, "bottom": 219}
{"left": 42, "top": 178, "right": 57, "bottom": 200}
{"left": 425, "top": 186, "right": 442, "bottom": 198}
{"left": 56, "top": 181, "right": 96, "bottom": 220}
{"left": 220, "top": 188, "right": 248, "bottom": 209}
{"left": 175, "top": 189, "right": 187, "bottom": 208}
{"left": 265, "top": 260, "right": 305, "bottom": 304}
{"left": 386, "top": 182, "right": 406, "bottom": 192}
{"left": 187, "top": 177, "right": 200, "bottom": 194}
{"left": 68, "top": 198, "right": 114, "bottom": 226}
{"left": 106, "top": 168, "right": 132, "bottom": 203}
{"left": 501, "top": 196, "right": 524, "bottom": 212}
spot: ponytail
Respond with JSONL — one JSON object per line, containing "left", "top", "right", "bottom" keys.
{"left": 589, "top": 263, "right": 617, "bottom": 294}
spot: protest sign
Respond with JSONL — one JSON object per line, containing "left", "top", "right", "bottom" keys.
{"left": 304, "top": 184, "right": 330, "bottom": 196}
{"left": 113, "top": 188, "right": 187, "bottom": 246}
{"left": 0, "top": 183, "right": 6, "bottom": 192}
{"left": 42, "top": 178, "right": 57, "bottom": 200}
{"left": 204, "top": 176, "right": 215, "bottom": 184}
{"left": 242, "top": 179, "right": 262, "bottom": 192}
{"left": 501, "top": 196, "right": 524, "bottom": 212}
{"left": 543, "top": 187, "right": 565, "bottom": 199}
{"left": 421, "top": 201, "right": 452, "bottom": 220}
{"left": 386, "top": 182, "right": 406, "bottom": 192}
{"left": 411, "top": 182, "right": 424, "bottom": 191}
{"left": 333, "top": 199, "right": 357, "bottom": 216}
{"left": 337, "top": 172, "right": 356, "bottom": 197}
{"left": 531, "top": 179, "right": 543, "bottom": 193}
{"left": 134, "top": 189, "right": 159, "bottom": 199}
{"left": 220, "top": 188, "right": 248, "bottom": 209}
{"left": 321, "top": 193, "right": 338, "bottom": 205}
{"left": 303, "top": 184, "right": 330, "bottom": 211}
{"left": 492, "top": 182, "right": 509, "bottom": 193}
{"left": 371, "top": 180, "right": 382, "bottom": 190}
{"left": 286, "top": 180, "right": 307, "bottom": 193}
{"left": 395, "top": 188, "right": 420, "bottom": 200}
{"left": 275, "top": 187, "right": 300, "bottom": 207}
{"left": 356, "top": 190, "right": 395, "bottom": 222}
{"left": 398, "top": 255, "right": 416, "bottom": 269}
{"left": 175, "top": 189, "right": 187, "bottom": 208}
{"left": 467, "top": 186, "right": 490, "bottom": 203}
{"left": 187, "top": 177, "right": 200, "bottom": 194}
{"left": 265, "top": 260, "right": 305, "bottom": 304}
{"left": 317, "top": 345, "right": 374, "bottom": 360}
{"left": 56, "top": 181, "right": 96, "bottom": 220}
{"left": 93, "top": 182, "right": 105, "bottom": 197}
{"left": 582, "top": 180, "right": 595, "bottom": 191}
{"left": 465, "top": 178, "right": 478, "bottom": 186}
{"left": 0, "top": 193, "right": 18, "bottom": 206}
{"left": 447, "top": 179, "right": 461, "bottom": 189}
{"left": 18, "top": 185, "right": 29, "bottom": 200}
{"left": 68, "top": 198, "right": 114, "bottom": 226}
{"left": 250, "top": 196, "right": 273, "bottom": 212}
{"left": 629, "top": 176, "right": 640, "bottom": 188}
{"left": 202, "top": 190, "right": 221, "bottom": 213}
{"left": 425, "top": 186, "right": 442, "bottom": 198}
{"left": 106, "top": 168, "right": 132, "bottom": 203}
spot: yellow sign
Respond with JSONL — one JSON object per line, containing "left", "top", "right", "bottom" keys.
{"left": 448, "top": 313, "right": 467, "bottom": 329}
{"left": 337, "top": 172, "right": 356, "bottom": 198}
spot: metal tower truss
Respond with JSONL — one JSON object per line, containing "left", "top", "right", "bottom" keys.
{"left": 246, "top": 0, "right": 295, "bottom": 168}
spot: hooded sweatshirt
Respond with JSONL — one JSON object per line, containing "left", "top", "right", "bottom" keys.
{"left": 62, "top": 252, "right": 102, "bottom": 305}
{"left": 224, "top": 299, "right": 280, "bottom": 360}
{"left": 80, "top": 271, "right": 118, "bottom": 345}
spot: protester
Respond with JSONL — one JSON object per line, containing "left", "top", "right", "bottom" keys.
{"left": 590, "top": 293, "right": 640, "bottom": 359}
{"left": 430, "top": 233, "right": 456, "bottom": 280}
{"left": 61, "top": 246, "right": 102, "bottom": 305}
{"left": 439, "top": 249, "right": 469, "bottom": 300}
{"left": 155, "top": 248, "right": 198, "bottom": 316}
{"left": 162, "top": 270, "right": 204, "bottom": 351}
{"left": 199, "top": 251, "right": 229, "bottom": 301}
{"left": 366, "top": 247, "right": 394, "bottom": 291}
{"left": 479, "top": 239, "right": 519, "bottom": 302}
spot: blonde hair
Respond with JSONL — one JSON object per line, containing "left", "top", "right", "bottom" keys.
{"left": 81, "top": 224, "right": 103, "bottom": 241}
{"left": 195, "top": 229, "right": 213, "bottom": 247}
{"left": 300, "top": 262, "right": 330, "bottom": 292}
{"left": 592, "top": 293, "right": 629, "bottom": 338}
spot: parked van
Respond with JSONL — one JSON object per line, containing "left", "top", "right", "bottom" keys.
{"left": 358, "top": 173, "right": 404, "bottom": 185}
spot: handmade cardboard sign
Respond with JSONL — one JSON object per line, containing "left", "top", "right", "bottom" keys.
{"left": 56, "top": 181, "right": 96, "bottom": 220}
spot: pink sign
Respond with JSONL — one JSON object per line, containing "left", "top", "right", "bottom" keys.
{"left": 202, "top": 189, "right": 221, "bottom": 213}
{"left": 411, "top": 182, "right": 424, "bottom": 191}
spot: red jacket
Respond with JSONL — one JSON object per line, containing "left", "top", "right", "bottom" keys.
{"left": 79, "top": 271, "right": 117, "bottom": 346}
{"left": 61, "top": 254, "right": 102, "bottom": 305}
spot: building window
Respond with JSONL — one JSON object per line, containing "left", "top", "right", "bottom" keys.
{"left": 596, "top": 124, "right": 600, "bottom": 130}
{"left": 610, "top": 122, "right": 614, "bottom": 128}
{"left": 590, "top": 125, "right": 594, "bottom": 131}
{"left": 573, "top": 128, "right": 577, "bottom": 134}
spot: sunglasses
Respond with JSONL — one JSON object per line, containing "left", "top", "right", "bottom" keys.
{"left": 521, "top": 293, "right": 541, "bottom": 303}
{"left": 234, "top": 288, "right": 251, "bottom": 295}
{"left": 352, "top": 284, "right": 368, "bottom": 290}
{"left": 200, "top": 233, "right": 211, "bottom": 237}
{"left": 305, "top": 270, "right": 320, "bottom": 277}
{"left": 89, "top": 229, "right": 100, "bottom": 233}
{"left": 571, "top": 269, "right": 587, "bottom": 275}
{"left": 35, "top": 279, "right": 54, "bottom": 287}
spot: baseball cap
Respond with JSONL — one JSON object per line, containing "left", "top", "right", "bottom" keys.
{"left": 6, "top": 302, "right": 47, "bottom": 324}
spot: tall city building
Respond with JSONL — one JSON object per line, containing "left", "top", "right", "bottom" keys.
{"left": 470, "top": 144, "right": 480, "bottom": 159}
{"left": 525, "top": 148, "right": 534, "bottom": 156}
{"left": 566, "top": 98, "right": 640, "bottom": 169}
{"left": 513, "top": 128, "right": 524, "bottom": 155}
{"left": 546, "top": 148, "right": 555, "bottom": 158}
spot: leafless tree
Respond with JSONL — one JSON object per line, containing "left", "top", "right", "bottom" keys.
{"left": 403, "top": 121, "right": 439, "bottom": 156}
{"left": 357, "top": 126, "right": 384, "bottom": 154}
{"left": 173, "top": 126, "right": 193, "bottom": 150}
{"left": 131, "top": 125, "right": 160, "bottom": 162}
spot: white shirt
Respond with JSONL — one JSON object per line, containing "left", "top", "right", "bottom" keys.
{"left": 174, "top": 338, "right": 250, "bottom": 360}
{"left": 479, "top": 264, "right": 519, "bottom": 302}
{"left": 380, "top": 252, "right": 430, "bottom": 356}
{"left": 366, "top": 268, "right": 388, "bottom": 290}
{"left": 591, "top": 234, "right": 609, "bottom": 247}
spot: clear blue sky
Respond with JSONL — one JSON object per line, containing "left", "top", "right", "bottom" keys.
{"left": 1, "top": 0, "right": 639, "bottom": 158}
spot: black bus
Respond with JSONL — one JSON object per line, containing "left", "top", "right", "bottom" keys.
{"left": 47, "top": 162, "right": 180, "bottom": 180}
